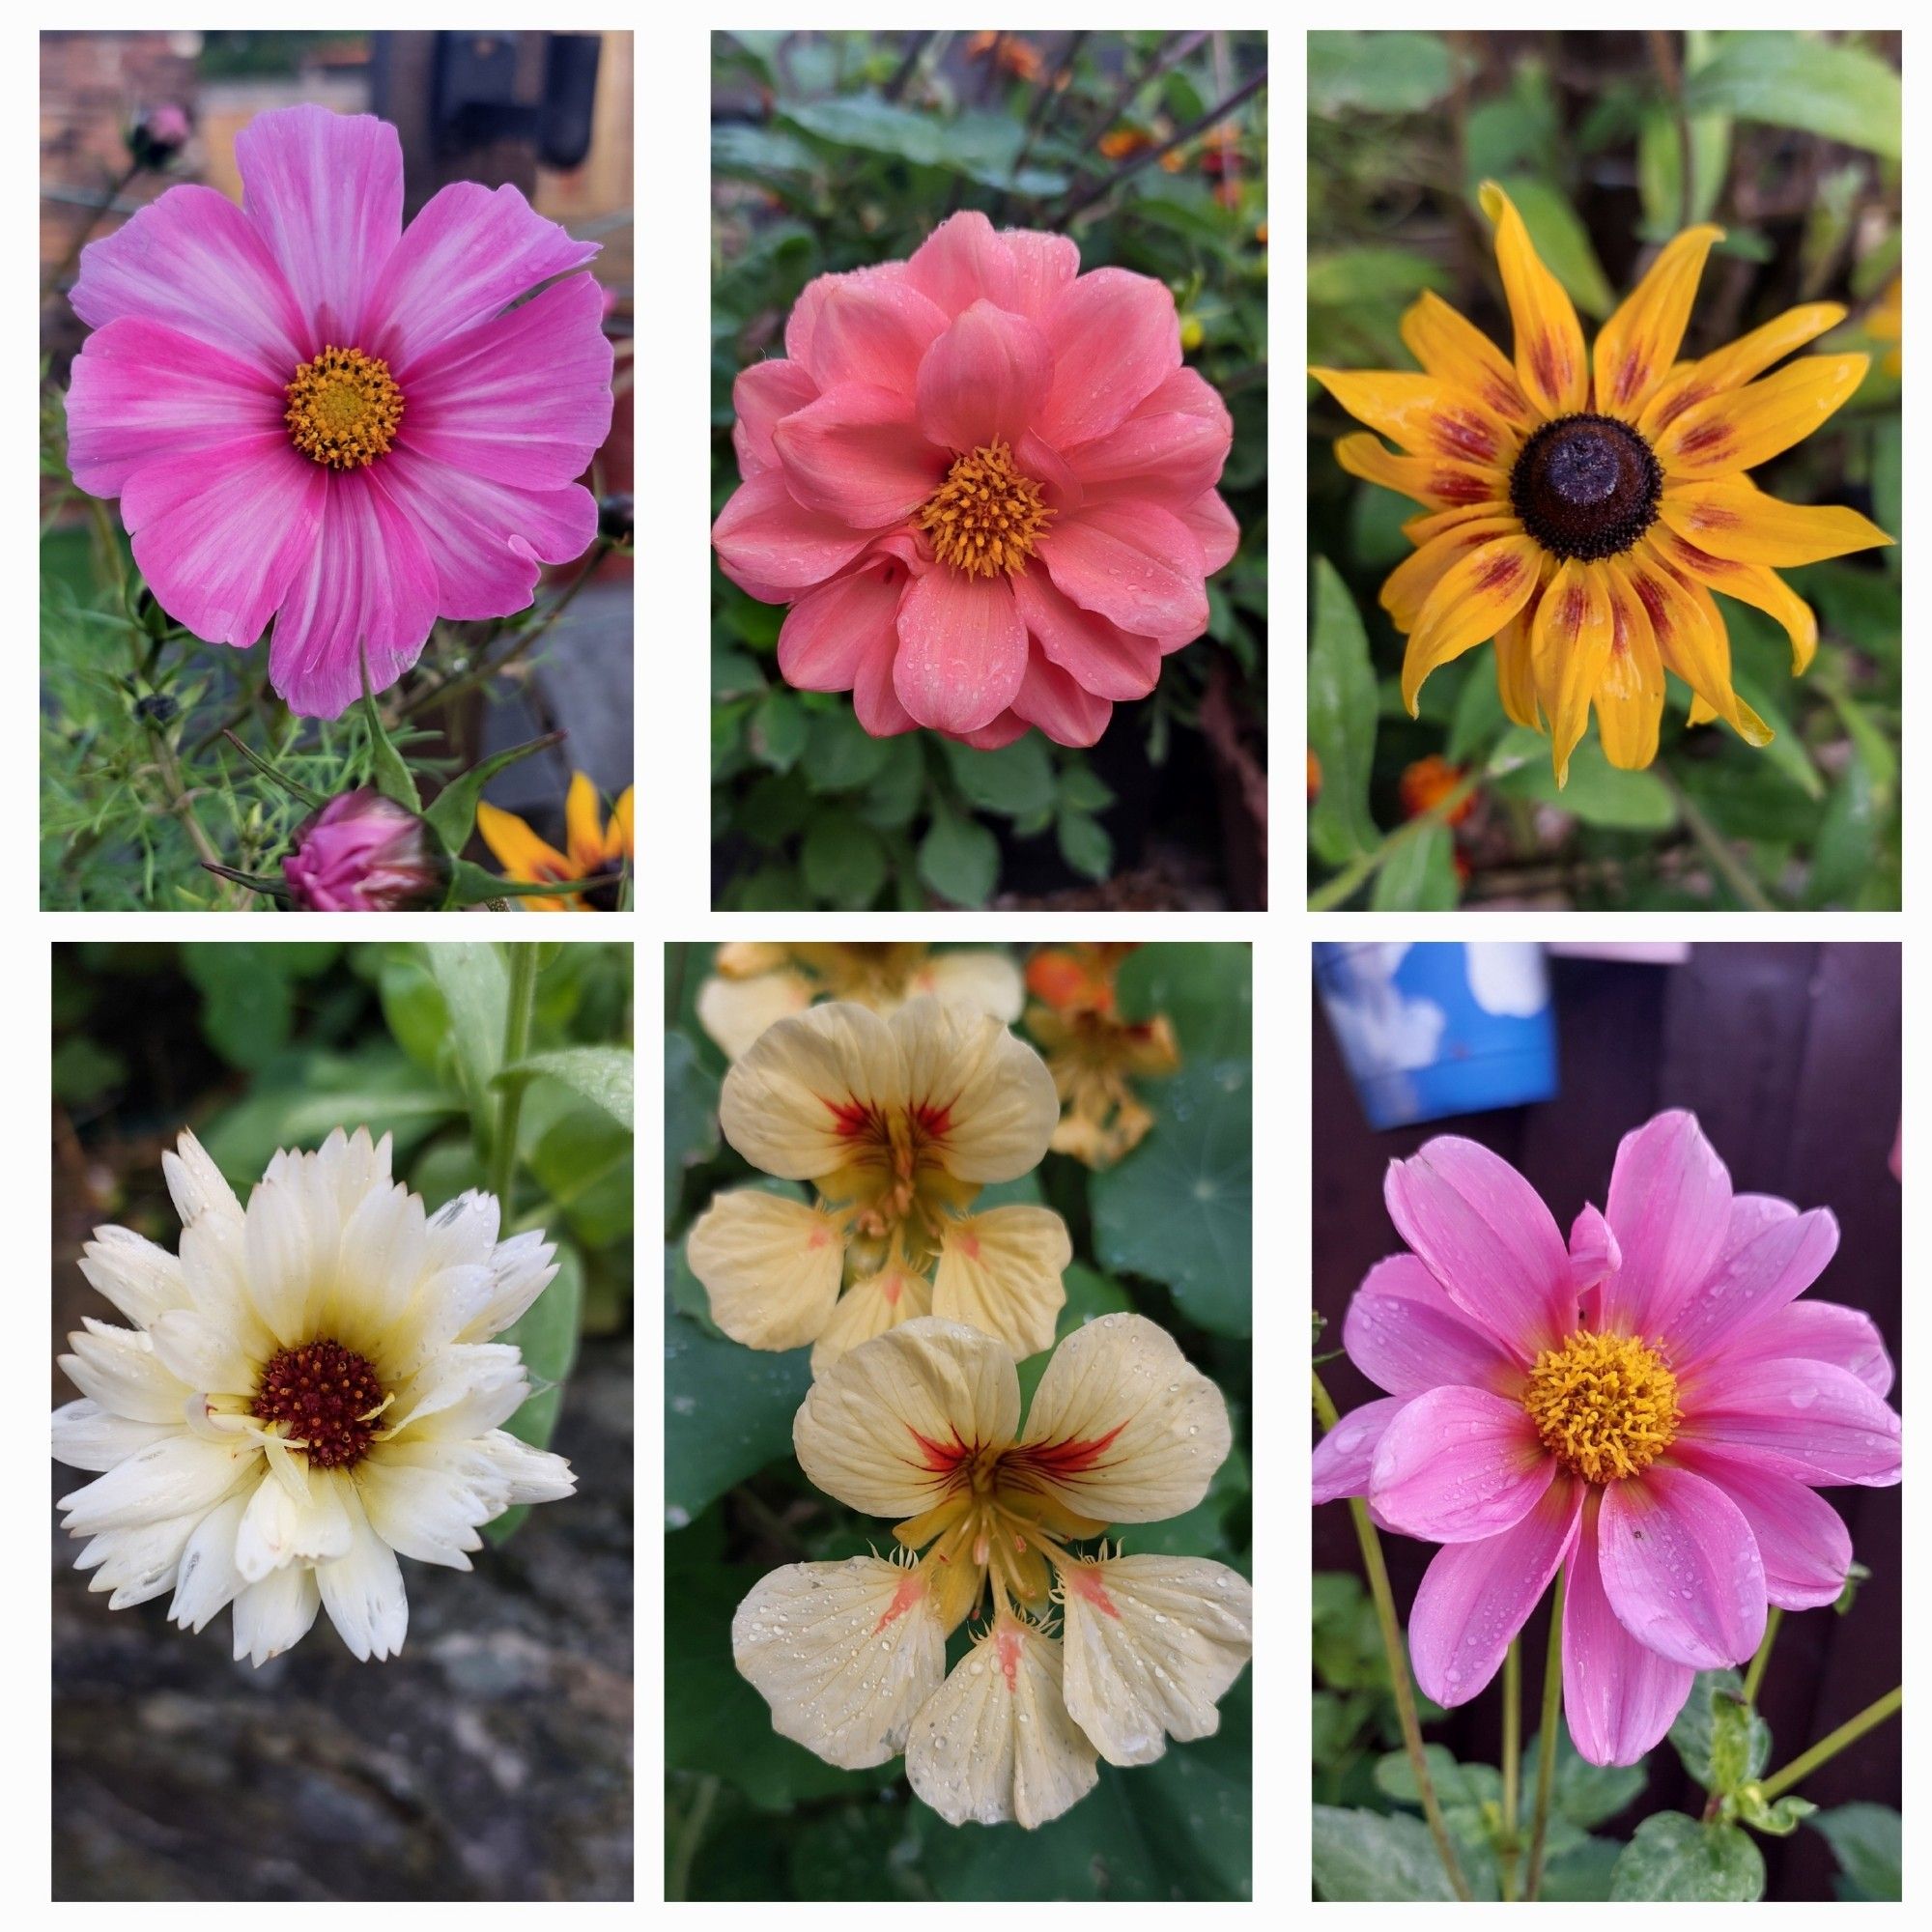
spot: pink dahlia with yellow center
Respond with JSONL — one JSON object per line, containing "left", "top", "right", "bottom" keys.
{"left": 713, "top": 211, "right": 1237, "bottom": 749}
{"left": 63, "top": 104, "right": 614, "bottom": 719}
{"left": 1314, "top": 1110, "right": 1898, "bottom": 1767}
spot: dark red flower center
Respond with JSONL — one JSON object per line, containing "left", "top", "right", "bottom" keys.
{"left": 252, "top": 1338, "right": 385, "bottom": 1468}
{"left": 1510, "top": 412, "right": 1662, "bottom": 562}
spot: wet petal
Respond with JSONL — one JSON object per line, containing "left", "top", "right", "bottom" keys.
{"left": 933, "top": 1207, "right": 1070, "bottom": 1360}
{"left": 1670, "top": 1445, "right": 1853, "bottom": 1611}
{"left": 810, "top": 1265, "right": 933, "bottom": 1376}
{"left": 1342, "top": 1252, "right": 1524, "bottom": 1396}
{"left": 1312, "top": 1396, "right": 1406, "bottom": 1505}
{"left": 1724, "top": 1298, "right": 1892, "bottom": 1399}
{"left": 1677, "top": 1356, "right": 1900, "bottom": 1486}
{"left": 773, "top": 384, "right": 946, "bottom": 529}
{"left": 893, "top": 567, "right": 1028, "bottom": 735}
{"left": 915, "top": 299, "right": 1052, "bottom": 451}
{"left": 685, "top": 1189, "right": 847, "bottom": 1350}
{"left": 1665, "top": 1208, "right": 1839, "bottom": 1374}
{"left": 889, "top": 998, "right": 1060, "bottom": 1183}
{"left": 1598, "top": 1464, "right": 1765, "bottom": 1669}
{"left": 1597, "top": 1110, "right": 1733, "bottom": 1338}
{"left": 1370, "top": 1385, "right": 1554, "bottom": 1543}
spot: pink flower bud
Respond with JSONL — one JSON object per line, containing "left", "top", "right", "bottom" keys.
{"left": 128, "top": 102, "right": 192, "bottom": 168}
{"left": 282, "top": 788, "right": 448, "bottom": 912}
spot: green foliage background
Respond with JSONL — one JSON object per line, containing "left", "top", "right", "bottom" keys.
{"left": 712, "top": 31, "right": 1267, "bottom": 910}
{"left": 663, "top": 942, "right": 1253, "bottom": 1898}
{"left": 1307, "top": 30, "right": 1900, "bottom": 910}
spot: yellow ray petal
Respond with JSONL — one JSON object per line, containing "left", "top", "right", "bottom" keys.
{"left": 475, "top": 800, "right": 569, "bottom": 883}
{"left": 932, "top": 1207, "right": 1070, "bottom": 1360}
{"left": 1658, "top": 475, "right": 1893, "bottom": 567}
{"left": 1624, "top": 543, "right": 1772, "bottom": 745}
{"left": 1310, "top": 368, "right": 1520, "bottom": 468}
{"left": 1596, "top": 564, "right": 1666, "bottom": 770}
{"left": 1648, "top": 527, "right": 1819, "bottom": 675}
{"left": 1479, "top": 180, "right": 1588, "bottom": 416}
{"left": 686, "top": 1188, "right": 846, "bottom": 1350}
{"left": 1653, "top": 355, "right": 1869, "bottom": 478}
{"left": 1333, "top": 431, "right": 1509, "bottom": 512}
{"left": 1400, "top": 532, "right": 1545, "bottom": 715}
{"left": 1493, "top": 599, "right": 1543, "bottom": 729}
{"left": 1402, "top": 501, "right": 1518, "bottom": 546}
{"left": 1378, "top": 514, "right": 1524, "bottom": 633}
{"left": 609, "top": 785, "right": 636, "bottom": 860}
{"left": 563, "top": 771, "right": 604, "bottom": 870}
{"left": 1400, "top": 290, "right": 1536, "bottom": 428}
{"left": 1592, "top": 224, "right": 1724, "bottom": 421}
{"left": 1530, "top": 560, "right": 1617, "bottom": 786}
{"left": 1638, "top": 302, "right": 1848, "bottom": 439}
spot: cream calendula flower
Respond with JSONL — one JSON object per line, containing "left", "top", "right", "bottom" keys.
{"left": 52, "top": 1128, "right": 575, "bottom": 1666}
{"left": 687, "top": 999, "right": 1070, "bottom": 1369}
{"left": 733, "top": 1314, "right": 1252, "bottom": 1829}
{"left": 696, "top": 942, "right": 1024, "bottom": 1061}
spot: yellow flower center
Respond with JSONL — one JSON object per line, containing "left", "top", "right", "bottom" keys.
{"left": 1522, "top": 1329, "right": 1681, "bottom": 1483}
{"left": 284, "top": 345, "right": 406, "bottom": 469}
{"left": 916, "top": 440, "right": 1053, "bottom": 578}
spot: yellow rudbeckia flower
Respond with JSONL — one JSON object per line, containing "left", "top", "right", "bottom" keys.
{"left": 732, "top": 1314, "right": 1252, "bottom": 1828}
{"left": 1311, "top": 182, "right": 1893, "bottom": 782}
{"left": 475, "top": 772, "right": 633, "bottom": 910}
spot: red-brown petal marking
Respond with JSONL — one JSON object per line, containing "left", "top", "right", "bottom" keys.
{"left": 910, "top": 1098, "right": 955, "bottom": 1139}
{"left": 996, "top": 1622, "right": 1023, "bottom": 1692}
{"left": 1434, "top": 469, "right": 1497, "bottom": 506}
{"left": 1010, "top": 1420, "right": 1128, "bottom": 1478}
{"left": 1475, "top": 551, "right": 1526, "bottom": 594}
{"left": 1609, "top": 350, "right": 1645, "bottom": 412}
{"left": 1649, "top": 384, "right": 1712, "bottom": 436}
{"left": 907, "top": 1425, "right": 976, "bottom": 1474}
{"left": 1673, "top": 419, "right": 1733, "bottom": 463}
{"left": 1065, "top": 1563, "right": 1122, "bottom": 1619}
{"left": 1435, "top": 412, "right": 1498, "bottom": 464}
{"left": 825, "top": 1096, "right": 884, "bottom": 1138}
{"left": 1531, "top": 334, "right": 1571, "bottom": 408}
{"left": 1662, "top": 533, "right": 1739, "bottom": 579}
{"left": 1633, "top": 571, "right": 1675, "bottom": 644}
{"left": 871, "top": 1572, "right": 925, "bottom": 1635}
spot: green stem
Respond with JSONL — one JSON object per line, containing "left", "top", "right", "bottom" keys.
{"left": 1500, "top": 1637, "right": 1521, "bottom": 1899}
{"left": 1308, "top": 773, "right": 1482, "bottom": 910}
{"left": 666, "top": 1772, "right": 720, "bottom": 1901}
{"left": 1313, "top": 1370, "right": 1472, "bottom": 1901}
{"left": 1655, "top": 764, "right": 1777, "bottom": 910}
{"left": 1524, "top": 1571, "right": 1566, "bottom": 1902}
{"left": 1742, "top": 1606, "right": 1782, "bottom": 1707}
{"left": 489, "top": 945, "right": 540, "bottom": 1212}
{"left": 1758, "top": 1688, "right": 1901, "bottom": 1804}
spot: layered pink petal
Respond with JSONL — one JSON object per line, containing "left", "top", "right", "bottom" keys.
{"left": 378, "top": 447, "right": 595, "bottom": 619}
{"left": 777, "top": 556, "right": 905, "bottom": 699}
{"left": 1723, "top": 1298, "right": 1894, "bottom": 1398}
{"left": 1678, "top": 1357, "right": 1901, "bottom": 1486}
{"left": 236, "top": 104, "right": 400, "bottom": 346}
{"left": 903, "top": 211, "right": 1018, "bottom": 318}
{"left": 1342, "top": 1253, "right": 1522, "bottom": 1397}
{"left": 71, "top": 185, "right": 307, "bottom": 379}
{"left": 1665, "top": 1208, "right": 1839, "bottom": 1373}
{"left": 1382, "top": 1137, "right": 1573, "bottom": 1358}
{"left": 1597, "top": 1464, "right": 1765, "bottom": 1668}
{"left": 805, "top": 272, "right": 949, "bottom": 396}
{"left": 1312, "top": 1396, "right": 1407, "bottom": 1505}
{"left": 1719, "top": 1192, "right": 1799, "bottom": 1259}
{"left": 1409, "top": 1476, "right": 1582, "bottom": 1707}
{"left": 915, "top": 300, "right": 1052, "bottom": 452}
{"left": 1042, "top": 502, "right": 1208, "bottom": 639}
{"left": 893, "top": 568, "right": 1027, "bottom": 733}
{"left": 1371, "top": 1385, "right": 1554, "bottom": 1542}
{"left": 732, "top": 358, "right": 819, "bottom": 476}
{"left": 1009, "top": 649, "right": 1112, "bottom": 747}
{"left": 1037, "top": 267, "right": 1181, "bottom": 446}
{"left": 266, "top": 471, "right": 440, "bottom": 717}
{"left": 398, "top": 271, "right": 613, "bottom": 489}
{"left": 1009, "top": 567, "right": 1160, "bottom": 700}
{"left": 1065, "top": 395, "right": 1232, "bottom": 507}
{"left": 772, "top": 384, "right": 944, "bottom": 527}
{"left": 65, "top": 317, "right": 284, "bottom": 499}
{"left": 124, "top": 435, "right": 324, "bottom": 648}
{"left": 713, "top": 469, "right": 872, "bottom": 595}
{"left": 1599, "top": 1110, "right": 1732, "bottom": 1338}
{"left": 1562, "top": 1492, "right": 1695, "bottom": 1767}
{"left": 1000, "top": 229, "right": 1080, "bottom": 319}
{"left": 1671, "top": 1444, "right": 1853, "bottom": 1610}
{"left": 365, "top": 184, "right": 597, "bottom": 378}
{"left": 1568, "top": 1203, "right": 1623, "bottom": 1297}
{"left": 956, "top": 710, "right": 1030, "bottom": 752}
{"left": 1179, "top": 489, "right": 1240, "bottom": 574}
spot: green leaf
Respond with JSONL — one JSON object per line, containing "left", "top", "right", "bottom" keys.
{"left": 1670, "top": 1669, "right": 1770, "bottom": 1795}
{"left": 499, "top": 1043, "right": 634, "bottom": 1131}
{"left": 941, "top": 735, "right": 1054, "bottom": 818}
{"left": 1494, "top": 738, "right": 1677, "bottom": 828}
{"left": 1807, "top": 1803, "right": 1901, "bottom": 1900}
{"left": 1538, "top": 1835, "right": 1624, "bottom": 1901}
{"left": 1373, "top": 1746, "right": 1498, "bottom": 1812}
{"left": 1488, "top": 176, "right": 1618, "bottom": 318}
{"left": 1308, "top": 555, "right": 1380, "bottom": 865}
{"left": 802, "top": 705, "right": 890, "bottom": 792}
{"left": 484, "top": 1242, "right": 583, "bottom": 1541}
{"left": 1523, "top": 1727, "right": 1647, "bottom": 1829}
{"left": 1805, "top": 745, "right": 1879, "bottom": 909}
{"left": 1091, "top": 1060, "right": 1250, "bottom": 1335}
{"left": 1307, "top": 32, "right": 1456, "bottom": 114}
{"left": 1056, "top": 807, "right": 1113, "bottom": 880}
{"left": 1729, "top": 1784, "right": 1816, "bottom": 1837}
{"left": 802, "top": 810, "right": 889, "bottom": 908}
{"left": 1307, "top": 247, "right": 1449, "bottom": 305}
{"left": 1684, "top": 33, "right": 1900, "bottom": 159}
{"left": 1312, "top": 1805, "right": 1459, "bottom": 1901}
{"left": 427, "top": 942, "right": 509, "bottom": 1135}
{"left": 917, "top": 800, "right": 999, "bottom": 908}
{"left": 422, "top": 734, "right": 561, "bottom": 852}
{"left": 749, "top": 689, "right": 809, "bottom": 772}
{"left": 525, "top": 1093, "right": 633, "bottom": 1248}
{"left": 358, "top": 670, "right": 421, "bottom": 812}
{"left": 780, "top": 98, "right": 1066, "bottom": 195}
{"left": 1833, "top": 1558, "right": 1871, "bottom": 1615}
{"left": 1609, "top": 1813, "right": 1765, "bottom": 1901}
{"left": 181, "top": 944, "right": 296, "bottom": 1069}
{"left": 1636, "top": 101, "right": 1731, "bottom": 234}
{"left": 1115, "top": 941, "right": 1252, "bottom": 1063}
{"left": 664, "top": 1297, "right": 813, "bottom": 1525}
{"left": 1370, "top": 822, "right": 1458, "bottom": 909}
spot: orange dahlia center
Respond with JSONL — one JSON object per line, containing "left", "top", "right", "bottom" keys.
{"left": 1510, "top": 412, "right": 1661, "bottom": 562}
{"left": 1522, "top": 1329, "right": 1681, "bottom": 1483}
{"left": 252, "top": 1338, "right": 385, "bottom": 1468}
{"left": 285, "top": 345, "right": 405, "bottom": 469}
{"left": 916, "top": 440, "right": 1053, "bottom": 578}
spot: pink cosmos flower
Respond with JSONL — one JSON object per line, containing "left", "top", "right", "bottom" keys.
{"left": 712, "top": 210, "right": 1237, "bottom": 748}
{"left": 1313, "top": 1110, "right": 1899, "bottom": 1767}
{"left": 65, "top": 104, "right": 613, "bottom": 719}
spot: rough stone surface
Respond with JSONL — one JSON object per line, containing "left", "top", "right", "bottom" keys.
{"left": 52, "top": 1339, "right": 635, "bottom": 1900}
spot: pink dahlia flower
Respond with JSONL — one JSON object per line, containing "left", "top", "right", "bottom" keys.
{"left": 712, "top": 211, "right": 1237, "bottom": 748}
{"left": 1313, "top": 1110, "right": 1898, "bottom": 1767}
{"left": 64, "top": 105, "right": 613, "bottom": 719}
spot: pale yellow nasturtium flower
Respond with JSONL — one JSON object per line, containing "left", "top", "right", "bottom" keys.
{"left": 696, "top": 942, "right": 1024, "bottom": 1060}
{"left": 686, "top": 999, "right": 1070, "bottom": 1371}
{"left": 732, "top": 1314, "right": 1254, "bottom": 1829}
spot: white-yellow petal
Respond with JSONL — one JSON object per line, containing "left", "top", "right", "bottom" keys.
{"left": 686, "top": 1189, "right": 846, "bottom": 1350}
{"left": 733, "top": 1556, "right": 947, "bottom": 1769}
{"left": 794, "top": 1317, "right": 1020, "bottom": 1519}
{"left": 904, "top": 1616, "right": 1098, "bottom": 1828}
{"left": 911, "top": 950, "right": 1026, "bottom": 1023}
{"left": 77, "top": 1226, "right": 192, "bottom": 1328}
{"left": 696, "top": 965, "right": 817, "bottom": 1059}
{"left": 1018, "top": 1314, "right": 1231, "bottom": 1523}
{"left": 932, "top": 1207, "right": 1070, "bottom": 1359}
{"left": 719, "top": 1002, "right": 902, "bottom": 1179}
{"left": 810, "top": 1264, "right": 933, "bottom": 1376}
{"left": 232, "top": 1560, "right": 320, "bottom": 1666}
{"left": 1060, "top": 1555, "right": 1254, "bottom": 1765}
{"left": 890, "top": 998, "right": 1058, "bottom": 1182}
